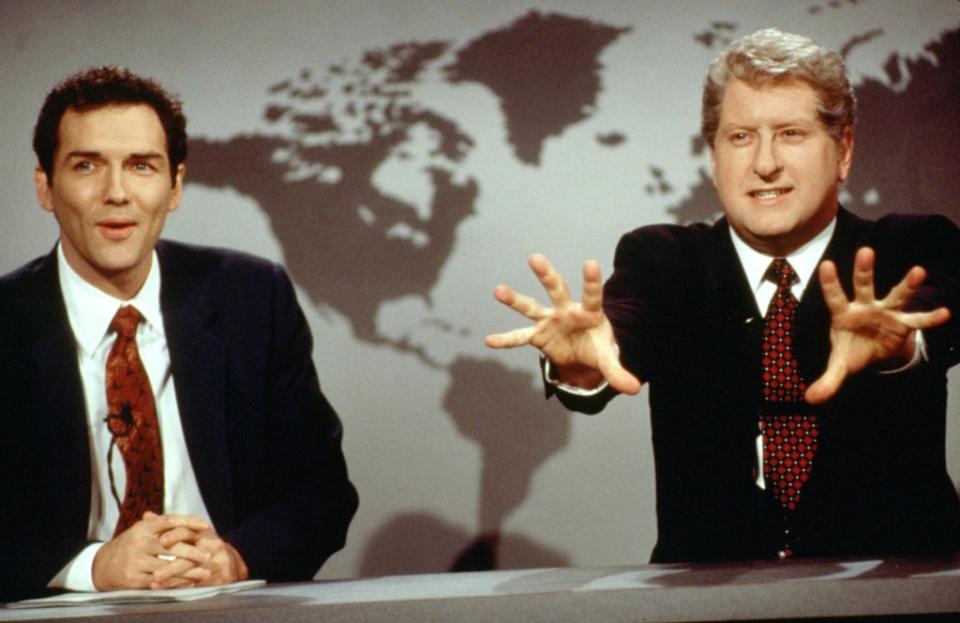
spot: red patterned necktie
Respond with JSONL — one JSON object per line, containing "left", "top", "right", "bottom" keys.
{"left": 105, "top": 305, "right": 164, "bottom": 536}
{"left": 759, "top": 259, "right": 819, "bottom": 517}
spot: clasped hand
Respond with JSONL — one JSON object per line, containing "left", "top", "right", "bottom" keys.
{"left": 92, "top": 512, "right": 249, "bottom": 591}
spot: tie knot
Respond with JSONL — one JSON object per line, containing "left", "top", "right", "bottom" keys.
{"left": 765, "top": 258, "right": 798, "bottom": 289}
{"left": 111, "top": 305, "right": 143, "bottom": 339}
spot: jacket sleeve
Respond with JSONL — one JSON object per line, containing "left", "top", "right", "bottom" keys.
{"left": 219, "top": 264, "right": 358, "bottom": 582}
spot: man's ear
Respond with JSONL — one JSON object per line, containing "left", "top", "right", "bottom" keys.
{"left": 837, "top": 127, "right": 854, "bottom": 183}
{"left": 168, "top": 163, "right": 185, "bottom": 214}
{"left": 709, "top": 148, "right": 718, "bottom": 189}
{"left": 34, "top": 166, "right": 55, "bottom": 213}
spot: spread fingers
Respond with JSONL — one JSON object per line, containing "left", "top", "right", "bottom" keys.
{"left": 529, "top": 254, "right": 573, "bottom": 308}
{"left": 494, "top": 285, "right": 549, "bottom": 320}
{"left": 851, "top": 247, "right": 876, "bottom": 303}
{"left": 485, "top": 327, "right": 537, "bottom": 349}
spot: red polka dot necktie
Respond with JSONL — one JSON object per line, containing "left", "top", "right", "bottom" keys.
{"left": 759, "top": 259, "right": 819, "bottom": 516}
{"left": 105, "top": 305, "right": 164, "bottom": 537}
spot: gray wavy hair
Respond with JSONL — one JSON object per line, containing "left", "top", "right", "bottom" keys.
{"left": 701, "top": 28, "right": 856, "bottom": 148}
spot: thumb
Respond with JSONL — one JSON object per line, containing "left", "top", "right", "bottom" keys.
{"left": 804, "top": 358, "right": 847, "bottom": 405}
{"left": 608, "top": 367, "right": 642, "bottom": 395}
{"left": 597, "top": 353, "right": 642, "bottom": 395}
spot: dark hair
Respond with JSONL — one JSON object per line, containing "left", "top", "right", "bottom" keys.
{"left": 701, "top": 28, "right": 855, "bottom": 148}
{"left": 33, "top": 66, "right": 187, "bottom": 185}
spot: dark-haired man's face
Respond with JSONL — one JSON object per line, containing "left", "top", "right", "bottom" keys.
{"left": 35, "top": 104, "right": 184, "bottom": 298}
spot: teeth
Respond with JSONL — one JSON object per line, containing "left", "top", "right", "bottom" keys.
{"left": 754, "top": 190, "right": 781, "bottom": 200}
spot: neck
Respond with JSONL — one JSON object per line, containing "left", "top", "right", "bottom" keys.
{"left": 97, "top": 271, "right": 147, "bottom": 300}
{"left": 60, "top": 246, "right": 150, "bottom": 301}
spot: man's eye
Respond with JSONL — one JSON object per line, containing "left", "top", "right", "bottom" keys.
{"left": 729, "top": 132, "right": 751, "bottom": 144}
{"left": 74, "top": 161, "right": 96, "bottom": 171}
{"left": 781, "top": 128, "right": 805, "bottom": 140}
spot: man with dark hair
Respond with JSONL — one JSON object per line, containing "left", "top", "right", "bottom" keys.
{"left": 488, "top": 29, "right": 960, "bottom": 562}
{"left": 32, "top": 66, "right": 188, "bottom": 185}
{"left": 0, "top": 66, "right": 358, "bottom": 601}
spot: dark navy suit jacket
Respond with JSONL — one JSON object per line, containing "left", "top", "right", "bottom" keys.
{"left": 551, "top": 208, "right": 960, "bottom": 562}
{"left": 0, "top": 240, "right": 358, "bottom": 601}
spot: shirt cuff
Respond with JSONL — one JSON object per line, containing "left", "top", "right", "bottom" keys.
{"left": 48, "top": 542, "right": 103, "bottom": 592}
{"left": 879, "top": 329, "right": 927, "bottom": 375}
{"left": 542, "top": 358, "right": 610, "bottom": 396}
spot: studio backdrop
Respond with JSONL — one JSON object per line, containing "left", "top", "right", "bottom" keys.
{"left": 2, "top": 0, "right": 958, "bottom": 579}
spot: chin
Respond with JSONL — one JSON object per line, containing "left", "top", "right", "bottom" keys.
{"left": 746, "top": 223, "right": 794, "bottom": 241}
{"left": 93, "top": 255, "right": 140, "bottom": 275}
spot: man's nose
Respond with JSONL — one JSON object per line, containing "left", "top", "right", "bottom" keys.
{"left": 103, "top": 167, "right": 129, "bottom": 205}
{"left": 752, "top": 136, "right": 782, "bottom": 180}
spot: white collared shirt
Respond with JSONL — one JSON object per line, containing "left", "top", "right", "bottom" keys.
{"left": 728, "top": 218, "right": 835, "bottom": 316}
{"left": 50, "top": 243, "right": 211, "bottom": 591}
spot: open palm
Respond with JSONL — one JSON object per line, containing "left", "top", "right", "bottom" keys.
{"left": 485, "top": 254, "right": 641, "bottom": 395}
{"left": 805, "top": 247, "right": 950, "bottom": 404}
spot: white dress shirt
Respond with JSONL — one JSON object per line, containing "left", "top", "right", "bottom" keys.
{"left": 729, "top": 217, "right": 834, "bottom": 314}
{"left": 49, "top": 243, "right": 212, "bottom": 591}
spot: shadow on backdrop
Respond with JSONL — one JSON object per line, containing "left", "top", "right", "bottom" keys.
{"left": 443, "top": 357, "right": 573, "bottom": 568}
{"left": 358, "top": 512, "right": 567, "bottom": 577}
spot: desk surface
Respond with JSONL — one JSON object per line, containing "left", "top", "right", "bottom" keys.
{"left": 4, "top": 556, "right": 960, "bottom": 622}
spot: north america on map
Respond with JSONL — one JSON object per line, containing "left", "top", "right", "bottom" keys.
{"left": 187, "top": 13, "right": 959, "bottom": 353}
{"left": 186, "top": 11, "right": 629, "bottom": 350}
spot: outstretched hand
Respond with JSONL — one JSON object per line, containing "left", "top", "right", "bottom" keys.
{"left": 805, "top": 247, "right": 950, "bottom": 404}
{"left": 484, "top": 254, "right": 641, "bottom": 395}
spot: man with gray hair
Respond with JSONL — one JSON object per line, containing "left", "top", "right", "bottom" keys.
{"left": 488, "top": 28, "right": 960, "bottom": 562}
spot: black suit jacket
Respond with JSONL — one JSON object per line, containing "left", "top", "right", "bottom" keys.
{"left": 0, "top": 240, "right": 358, "bottom": 601}
{"left": 552, "top": 208, "right": 960, "bottom": 563}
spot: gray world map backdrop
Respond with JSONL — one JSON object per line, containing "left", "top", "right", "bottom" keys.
{"left": 2, "top": 0, "right": 958, "bottom": 579}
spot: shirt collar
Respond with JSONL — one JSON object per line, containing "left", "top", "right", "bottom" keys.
{"left": 728, "top": 217, "right": 836, "bottom": 300}
{"left": 57, "top": 242, "right": 165, "bottom": 359}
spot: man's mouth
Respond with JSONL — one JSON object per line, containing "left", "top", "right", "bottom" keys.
{"left": 750, "top": 188, "right": 791, "bottom": 200}
{"left": 97, "top": 220, "right": 136, "bottom": 239}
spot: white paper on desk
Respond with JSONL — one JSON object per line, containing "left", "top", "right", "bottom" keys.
{"left": 6, "top": 579, "right": 265, "bottom": 609}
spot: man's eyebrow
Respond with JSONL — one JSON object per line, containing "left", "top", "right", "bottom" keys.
{"left": 62, "top": 151, "right": 166, "bottom": 160}
{"left": 127, "top": 152, "right": 166, "bottom": 160}
{"left": 63, "top": 150, "right": 104, "bottom": 160}
{"left": 718, "top": 122, "right": 755, "bottom": 133}
{"left": 718, "top": 118, "right": 814, "bottom": 132}
{"left": 773, "top": 118, "right": 816, "bottom": 128}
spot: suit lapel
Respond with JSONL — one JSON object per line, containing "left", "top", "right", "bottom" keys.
{"left": 18, "top": 250, "right": 91, "bottom": 537}
{"left": 156, "top": 241, "right": 234, "bottom": 526}
{"left": 796, "top": 208, "right": 867, "bottom": 381}
{"left": 705, "top": 218, "right": 766, "bottom": 322}
{"left": 704, "top": 219, "right": 767, "bottom": 429}
{"left": 790, "top": 209, "right": 869, "bottom": 518}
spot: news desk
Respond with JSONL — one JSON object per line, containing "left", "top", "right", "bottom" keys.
{"left": 4, "top": 556, "right": 960, "bottom": 622}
